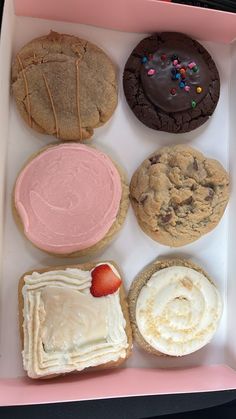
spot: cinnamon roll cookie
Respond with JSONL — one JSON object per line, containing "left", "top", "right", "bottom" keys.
{"left": 12, "top": 31, "right": 117, "bottom": 140}
{"left": 128, "top": 259, "right": 222, "bottom": 356}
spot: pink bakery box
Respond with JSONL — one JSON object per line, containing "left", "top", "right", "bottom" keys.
{"left": 1, "top": 0, "right": 236, "bottom": 407}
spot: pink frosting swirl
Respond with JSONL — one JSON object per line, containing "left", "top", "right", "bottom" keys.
{"left": 14, "top": 144, "right": 122, "bottom": 254}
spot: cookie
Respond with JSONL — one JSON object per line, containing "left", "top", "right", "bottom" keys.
{"left": 14, "top": 143, "right": 129, "bottom": 256}
{"left": 130, "top": 145, "right": 229, "bottom": 247}
{"left": 12, "top": 31, "right": 117, "bottom": 141}
{"left": 19, "top": 261, "right": 132, "bottom": 379}
{"left": 128, "top": 258, "right": 222, "bottom": 357}
{"left": 123, "top": 32, "right": 220, "bottom": 133}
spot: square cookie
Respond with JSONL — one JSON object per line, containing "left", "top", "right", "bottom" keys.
{"left": 19, "top": 262, "right": 132, "bottom": 379}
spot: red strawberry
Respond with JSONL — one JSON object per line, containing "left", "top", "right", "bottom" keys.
{"left": 90, "top": 264, "right": 122, "bottom": 297}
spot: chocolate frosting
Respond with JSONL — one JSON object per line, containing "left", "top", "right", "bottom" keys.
{"left": 140, "top": 40, "right": 211, "bottom": 113}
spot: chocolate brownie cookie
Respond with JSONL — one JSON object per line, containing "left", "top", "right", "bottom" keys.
{"left": 12, "top": 31, "right": 118, "bottom": 141}
{"left": 123, "top": 33, "right": 220, "bottom": 133}
{"left": 130, "top": 145, "right": 229, "bottom": 247}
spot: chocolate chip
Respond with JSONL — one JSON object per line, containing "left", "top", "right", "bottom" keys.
{"left": 172, "top": 202, "right": 179, "bottom": 211}
{"left": 193, "top": 158, "right": 198, "bottom": 170}
{"left": 205, "top": 188, "right": 214, "bottom": 201}
{"left": 191, "top": 184, "right": 197, "bottom": 191}
{"left": 149, "top": 154, "right": 161, "bottom": 165}
{"left": 161, "top": 213, "right": 172, "bottom": 224}
{"left": 131, "top": 197, "right": 139, "bottom": 204}
{"left": 181, "top": 196, "right": 193, "bottom": 206}
{"left": 140, "top": 194, "right": 148, "bottom": 204}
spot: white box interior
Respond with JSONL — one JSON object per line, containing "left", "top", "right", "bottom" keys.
{"left": 0, "top": 9, "right": 236, "bottom": 379}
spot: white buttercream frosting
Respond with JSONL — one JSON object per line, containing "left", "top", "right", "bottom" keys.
{"left": 22, "top": 264, "right": 128, "bottom": 378}
{"left": 136, "top": 266, "right": 222, "bottom": 356}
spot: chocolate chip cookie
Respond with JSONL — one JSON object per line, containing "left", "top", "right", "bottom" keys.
{"left": 130, "top": 145, "right": 229, "bottom": 247}
{"left": 12, "top": 31, "right": 118, "bottom": 141}
{"left": 123, "top": 32, "right": 220, "bottom": 133}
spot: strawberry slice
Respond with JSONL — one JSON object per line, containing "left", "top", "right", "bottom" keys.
{"left": 90, "top": 264, "right": 122, "bottom": 297}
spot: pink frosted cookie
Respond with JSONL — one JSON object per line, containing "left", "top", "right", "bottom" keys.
{"left": 14, "top": 143, "right": 129, "bottom": 256}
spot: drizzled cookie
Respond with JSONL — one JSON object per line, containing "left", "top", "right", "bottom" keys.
{"left": 12, "top": 31, "right": 117, "bottom": 141}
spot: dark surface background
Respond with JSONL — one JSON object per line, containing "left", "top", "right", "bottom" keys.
{"left": 1, "top": 391, "right": 236, "bottom": 418}
{"left": 1, "top": 0, "right": 236, "bottom": 417}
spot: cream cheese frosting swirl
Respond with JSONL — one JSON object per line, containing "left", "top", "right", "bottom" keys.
{"left": 22, "top": 264, "right": 128, "bottom": 378}
{"left": 136, "top": 266, "right": 222, "bottom": 356}
{"left": 14, "top": 144, "right": 122, "bottom": 254}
